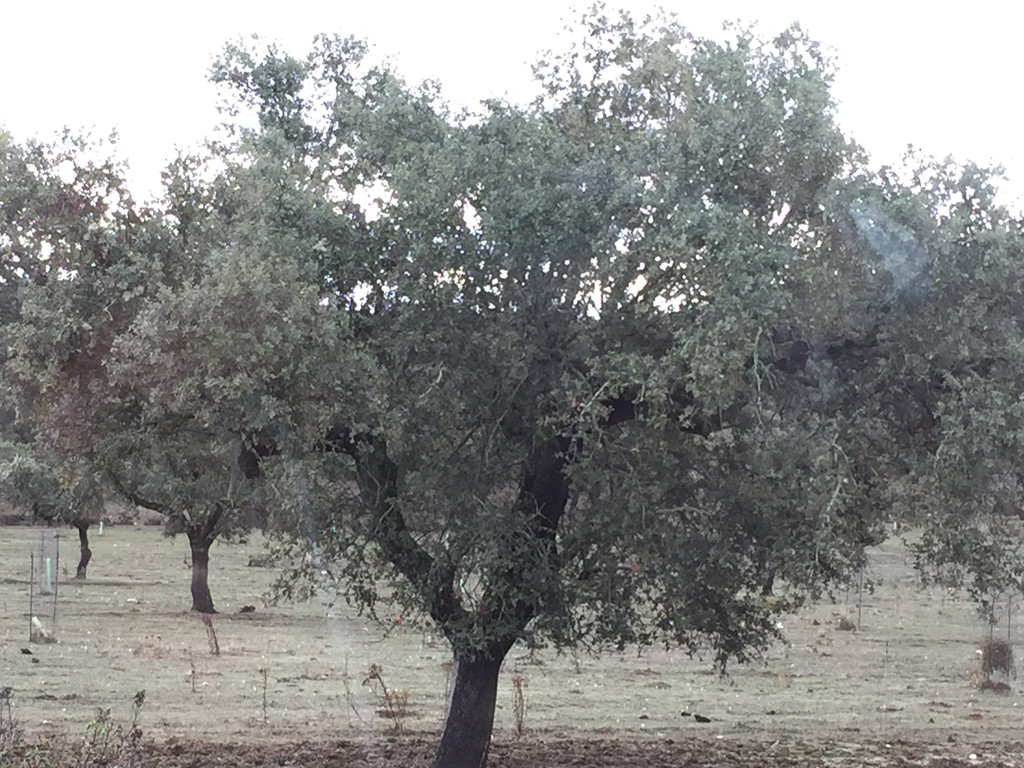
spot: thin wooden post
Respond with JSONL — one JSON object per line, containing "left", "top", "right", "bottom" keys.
{"left": 1007, "top": 594, "right": 1012, "bottom": 643}
{"left": 857, "top": 568, "right": 864, "bottom": 631}
{"left": 28, "top": 553, "right": 34, "bottom": 641}
{"left": 52, "top": 533, "right": 59, "bottom": 634}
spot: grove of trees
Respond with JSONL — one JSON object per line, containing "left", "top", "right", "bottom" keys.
{"left": 3, "top": 10, "right": 1024, "bottom": 768}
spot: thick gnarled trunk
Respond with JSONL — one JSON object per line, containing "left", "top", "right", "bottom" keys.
{"left": 75, "top": 522, "right": 92, "bottom": 579}
{"left": 188, "top": 532, "right": 215, "bottom": 613}
{"left": 339, "top": 431, "right": 565, "bottom": 768}
{"left": 434, "top": 645, "right": 510, "bottom": 768}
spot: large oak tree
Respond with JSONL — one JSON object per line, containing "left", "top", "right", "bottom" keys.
{"left": 207, "top": 15, "right": 884, "bottom": 766}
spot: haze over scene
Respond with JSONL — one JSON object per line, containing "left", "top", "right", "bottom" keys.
{"left": 3, "top": 1, "right": 1021, "bottom": 208}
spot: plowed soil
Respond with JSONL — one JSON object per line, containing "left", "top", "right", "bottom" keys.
{"left": 2, "top": 525, "right": 1023, "bottom": 766}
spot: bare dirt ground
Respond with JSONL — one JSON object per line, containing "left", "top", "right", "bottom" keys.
{"left": 2, "top": 524, "right": 1023, "bottom": 766}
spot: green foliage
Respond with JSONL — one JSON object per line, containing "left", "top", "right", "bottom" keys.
{"left": 1, "top": 119, "right": 369, "bottom": 560}
{"left": 208, "top": 13, "right": 876, "bottom": 668}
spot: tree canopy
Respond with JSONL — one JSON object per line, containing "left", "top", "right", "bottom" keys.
{"left": 5, "top": 9, "right": 1024, "bottom": 768}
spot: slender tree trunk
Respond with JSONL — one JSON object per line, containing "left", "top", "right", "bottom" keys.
{"left": 75, "top": 522, "right": 91, "bottom": 580}
{"left": 188, "top": 532, "right": 216, "bottom": 613}
{"left": 434, "top": 644, "right": 511, "bottom": 768}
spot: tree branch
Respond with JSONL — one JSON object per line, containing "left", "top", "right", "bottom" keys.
{"left": 106, "top": 471, "right": 171, "bottom": 516}
{"left": 326, "top": 425, "right": 466, "bottom": 629}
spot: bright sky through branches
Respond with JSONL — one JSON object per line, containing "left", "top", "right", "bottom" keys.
{"left": 3, "top": 1, "right": 1021, "bottom": 209}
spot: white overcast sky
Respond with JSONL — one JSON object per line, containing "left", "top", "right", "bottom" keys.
{"left": 3, "top": 1, "right": 1022, "bottom": 208}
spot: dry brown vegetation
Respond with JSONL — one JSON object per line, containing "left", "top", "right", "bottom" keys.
{"left": 2, "top": 525, "right": 1024, "bottom": 766}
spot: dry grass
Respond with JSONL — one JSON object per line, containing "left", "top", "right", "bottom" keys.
{"left": 0, "top": 690, "right": 146, "bottom": 768}
{"left": 0, "top": 685, "right": 22, "bottom": 757}
{"left": 2, "top": 526, "right": 1024, "bottom": 751}
{"left": 362, "top": 664, "right": 412, "bottom": 732}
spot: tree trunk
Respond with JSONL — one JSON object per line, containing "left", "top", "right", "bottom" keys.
{"left": 188, "top": 533, "right": 216, "bottom": 613}
{"left": 75, "top": 522, "right": 91, "bottom": 579}
{"left": 434, "top": 645, "right": 510, "bottom": 768}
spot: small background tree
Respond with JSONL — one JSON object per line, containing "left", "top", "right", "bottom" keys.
{"left": 0, "top": 444, "right": 105, "bottom": 578}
